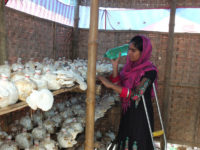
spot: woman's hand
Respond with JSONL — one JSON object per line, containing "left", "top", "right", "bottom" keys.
{"left": 97, "top": 76, "right": 113, "bottom": 89}
{"left": 97, "top": 75, "right": 122, "bottom": 94}
{"left": 111, "top": 52, "right": 121, "bottom": 69}
{"left": 111, "top": 52, "right": 121, "bottom": 78}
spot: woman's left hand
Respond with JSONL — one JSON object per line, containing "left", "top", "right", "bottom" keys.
{"left": 97, "top": 76, "right": 113, "bottom": 88}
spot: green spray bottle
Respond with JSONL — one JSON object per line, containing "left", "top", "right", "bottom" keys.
{"left": 104, "top": 44, "right": 129, "bottom": 60}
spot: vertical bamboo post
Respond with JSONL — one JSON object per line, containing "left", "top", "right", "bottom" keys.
{"left": 0, "top": 0, "right": 7, "bottom": 65}
{"left": 71, "top": 0, "right": 80, "bottom": 59}
{"left": 85, "top": 0, "right": 99, "bottom": 150}
{"left": 161, "top": 0, "right": 176, "bottom": 149}
{"left": 53, "top": 22, "right": 56, "bottom": 60}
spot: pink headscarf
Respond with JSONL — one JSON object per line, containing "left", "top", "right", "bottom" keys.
{"left": 119, "top": 35, "right": 158, "bottom": 112}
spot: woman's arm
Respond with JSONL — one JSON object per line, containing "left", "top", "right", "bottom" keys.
{"left": 119, "top": 70, "right": 156, "bottom": 100}
{"left": 111, "top": 53, "right": 121, "bottom": 78}
{"left": 97, "top": 76, "right": 122, "bottom": 94}
{"left": 97, "top": 77, "right": 151, "bottom": 99}
{"left": 118, "top": 78, "right": 151, "bottom": 100}
{"left": 131, "top": 78, "right": 151, "bottom": 100}
{"left": 98, "top": 70, "right": 156, "bottom": 100}
{"left": 97, "top": 53, "right": 122, "bottom": 90}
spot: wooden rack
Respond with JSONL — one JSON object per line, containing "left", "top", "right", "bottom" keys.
{"left": 0, "top": 84, "right": 102, "bottom": 116}
{"left": 0, "top": 85, "right": 82, "bottom": 116}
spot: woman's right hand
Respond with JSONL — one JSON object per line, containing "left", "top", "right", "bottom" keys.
{"left": 111, "top": 52, "right": 121, "bottom": 78}
{"left": 111, "top": 52, "right": 121, "bottom": 69}
{"left": 97, "top": 76, "right": 113, "bottom": 89}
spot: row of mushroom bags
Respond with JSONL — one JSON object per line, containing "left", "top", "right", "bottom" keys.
{"left": 0, "top": 57, "right": 113, "bottom": 110}
{"left": 0, "top": 92, "right": 118, "bottom": 149}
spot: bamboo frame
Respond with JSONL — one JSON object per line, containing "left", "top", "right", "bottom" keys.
{"left": 53, "top": 22, "right": 56, "bottom": 60}
{"left": 85, "top": 0, "right": 99, "bottom": 149}
{"left": 161, "top": 0, "right": 176, "bottom": 149}
{"left": 71, "top": 0, "right": 80, "bottom": 59}
{"left": 0, "top": 0, "right": 7, "bottom": 65}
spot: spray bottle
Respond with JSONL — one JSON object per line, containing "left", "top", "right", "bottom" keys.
{"left": 104, "top": 44, "right": 129, "bottom": 60}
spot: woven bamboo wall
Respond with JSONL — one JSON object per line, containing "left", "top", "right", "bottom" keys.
{"left": 77, "top": 29, "right": 200, "bottom": 147}
{"left": 168, "top": 34, "right": 200, "bottom": 146}
{"left": 5, "top": 7, "right": 73, "bottom": 64}
{"left": 80, "top": 0, "right": 200, "bottom": 8}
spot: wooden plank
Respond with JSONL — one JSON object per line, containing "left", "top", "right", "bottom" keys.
{"left": 0, "top": 101, "right": 27, "bottom": 116}
{"left": 0, "top": 85, "right": 87, "bottom": 116}
{"left": 52, "top": 84, "right": 81, "bottom": 95}
{"left": 0, "top": 84, "right": 101, "bottom": 116}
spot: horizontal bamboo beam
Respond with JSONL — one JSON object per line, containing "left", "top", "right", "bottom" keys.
{"left": 0, "top": 102, "right": 27, "bottom": 116}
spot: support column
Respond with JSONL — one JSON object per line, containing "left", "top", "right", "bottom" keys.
{"left": 85, "top": 0, "right": 99, "bottom": 149}
{"left": 161, "top": 0, "right": 176, "bottom": 149}
{"left": 53, "top": 22, "right": 56, "bottom": 59}
{"left": 0, "top": 0, "right": 7, "bottom": 64}
{"left": 71, "top": 0, "right": 80, "bottom": 60}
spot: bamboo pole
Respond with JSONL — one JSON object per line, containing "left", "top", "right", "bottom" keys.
{"left": 85, "top": 0, "right": 99, "bottom": 149}
{"left": 0, "top": 0, "right": 7, "bottom": 65}
{"left": 71, "top": 0, "right": 80, "bottom": 59}
{"left": 161, "top": 0, "right": 176, "bottom": 149}
{"left": 53, "top": 22, "right": 56, "bottom": 59}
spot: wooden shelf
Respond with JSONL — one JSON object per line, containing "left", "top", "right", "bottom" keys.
{"left": 52, "top": 84, "right": 82, "bottom": 96}
{"left": 0, "top": 85, "right": 84, "bottom": 116}
{"left": 0, "top": 84, "right": 101, "bottom": 116}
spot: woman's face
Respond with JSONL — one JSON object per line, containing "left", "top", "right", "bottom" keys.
{"left": 128, "top": 43, "right": 141, "bottom": 62}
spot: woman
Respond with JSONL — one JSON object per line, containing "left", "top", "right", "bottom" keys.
{"left": 98, "top": 35, "right": 157, "bottom": 150}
